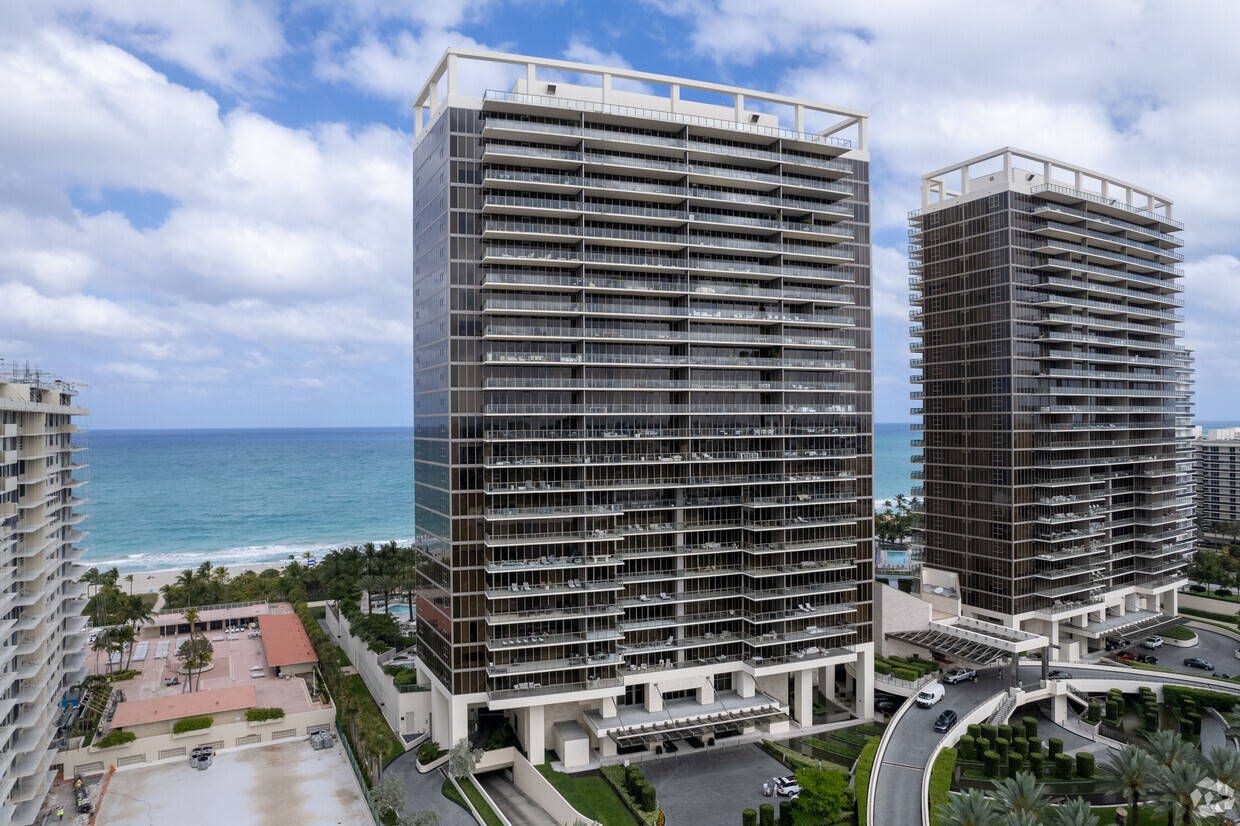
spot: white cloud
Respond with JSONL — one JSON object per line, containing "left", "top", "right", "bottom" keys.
{"left": 97, "top": 362, "right": 161, "bottom": 382}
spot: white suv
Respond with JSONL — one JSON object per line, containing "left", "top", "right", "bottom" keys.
{"left": 1143, "top": 636, "right": 1164, "bottom": 650}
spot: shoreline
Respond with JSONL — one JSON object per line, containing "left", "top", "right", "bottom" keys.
{"left": 113, "top": 563, "right": 292, "bottom": 602}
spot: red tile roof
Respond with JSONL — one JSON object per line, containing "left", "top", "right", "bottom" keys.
{"left": 258, "top": 612, "right": 318, "bottom": 668}
{"left": 112, "top": 685, "right": 257, "bottom": 728}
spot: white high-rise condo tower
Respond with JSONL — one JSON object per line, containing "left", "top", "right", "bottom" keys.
{"left": 412, "top": 49, "right": 875, "bottom": 765}
{"left": 0, "top": 367, "right": 90, "bottom": 825}
{"left": 909, "top": 148, "right": 1194, "bottom": 660}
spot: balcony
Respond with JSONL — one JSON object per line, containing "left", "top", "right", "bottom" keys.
{"left": 487, "top": 653, "right": 624, "bottom": 677}
{"left": 1030, "top": 183, "right": 1183, "bottom": 231}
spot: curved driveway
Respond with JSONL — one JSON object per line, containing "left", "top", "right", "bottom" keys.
{"left": 870, "top": 662, "right": 1240, "bottom": 826}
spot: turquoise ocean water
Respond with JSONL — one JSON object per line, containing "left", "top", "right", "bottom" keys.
{"left": 87, "top": 421, "right": 1237, "bottom": 573}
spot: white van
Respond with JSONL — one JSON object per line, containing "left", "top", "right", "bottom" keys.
{"left": 915, "top": 683, "right": 946, "bottom": 708}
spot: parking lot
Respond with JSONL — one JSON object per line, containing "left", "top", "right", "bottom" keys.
{"left": 1111, "top": 626, "right": 1240, "bottom": 678}
{"left": 639, "top": 743, "right": 795, "bottom": 823}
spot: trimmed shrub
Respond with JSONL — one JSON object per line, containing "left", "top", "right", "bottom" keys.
{"left": 1008, "top": 753, "right": 1025, "bottom": 775}
{"left": 172, "top": 716, "right": 212, "bottom": 735}
{"left": 957, "top": 734, "right": 976, "bottom": 761}
{"left": 967, "top": 724, "right": 982, "bottom": 741}
{"left": 1076, "top": 752, "right": 1095, "bottom": 779}
{"left": 1105, "top": 700, "right": 1120, "bottom": 722}
{"left": 641, "top": 783, "right": 657, "bottom": 813}
{"left": 245, "top": 707, "right": 285, "bottom": 722}
{"left": 1028, "top": 752, "right": 1044, "bottom": 780}
{"left": 759, "top": 803, "right": 774, "bottom": 826}
{"left": 1012, "top": 737, "right": 1028, "bottom": 758}
{"left": 891, "top": 667, "right": 918, "bottom": 682}
{"left": 626, "top": 765, "right": 643, "bottom": 796}
{"left": 1023, "top": 716, "right": 1038, "bottom": 740}
{"left": 1185, "top": 713, "right": 1202, "bottom": 736}
{"left": 980, "top": 724, "right": 998, "bottom": 744}
{"left": 1054, "top": 753, "right": 1073, "bottom": 780}
{"left": 779, "top": 800, "right": 793, "bottom": 826}
{"left": 997, "top": 724, "right": 1013, "bottom": 743}
{"left": 1047, "top": 738, "right": 1063, "bottom": 758}
{"left": 975, "top": 738, "right": 990, "bottom": 756}
{"left": 96, "top": 730, "right": 137, "bottom": 749}
{"left": 1087, "top": 702, "right": 1102, "bottom": 724}
{"left": 874, "top": 660, "right": 893, "bottom": 676}
{"left": 742, "top": 810, "right": 757, "bottom": 826}
{"left": 983, "top": 751, "right": 1000, "bottom": 779}
{"left": 1143, "top": 710, "right": 1159, "bottom": 731}
{"left": 1027, "top": 737, "right": 1042, "bottom": 757}
{"left": 995, "top": 738, "right": 1009, "bottom": 761}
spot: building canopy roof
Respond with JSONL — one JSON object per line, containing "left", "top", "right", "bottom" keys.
{"left": 258, "top": 613, "right": 318, "bottom": 668}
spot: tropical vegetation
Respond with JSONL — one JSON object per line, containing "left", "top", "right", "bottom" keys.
{"left": 876, "top": 492, "right": 921, "bottom": 546}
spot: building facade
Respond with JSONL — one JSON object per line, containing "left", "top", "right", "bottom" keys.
{"left": 1196, "top": 427, "right": 1240, "bottom": 533}
{"left": 0, "top": 368, "right": 90, "bottom": 826}
{"left": 412, "top": 49, "right": 875, "bottom": 763}
{"left": 909, "top": 149, "right": 1193, "bottom": 658}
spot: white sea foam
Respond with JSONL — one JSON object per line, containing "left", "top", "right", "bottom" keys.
{"left": 86, "top": 537, "right": 419, "bottom": 574}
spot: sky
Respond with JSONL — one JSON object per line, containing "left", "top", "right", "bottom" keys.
{"left": 1, "top": 0, "right": 1238, "bottom": 430}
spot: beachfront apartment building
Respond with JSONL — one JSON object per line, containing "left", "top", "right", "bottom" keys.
{"left": 1195, "top": 427, "right": 1240, "bottom": 534}
{"left": 0, "top": 367, "right": 90, "bottom": 826}
{"left": 908, "top": 148, "right": 1194, "bottom": 661}
{"left": 412, "top": 48, "right": 875, "bottom": 765}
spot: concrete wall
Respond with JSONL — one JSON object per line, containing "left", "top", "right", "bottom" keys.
{"left": 874, "top": 583, "right": 933, "bottom": 659}
{"left": 326, "top": 604, "right": 431, "bottom": 737}
{"left": 510, "top": 751, "right": 599, "bottom": 826}
{"left": 60, "top": 705, "right": 336, "bottom": 775}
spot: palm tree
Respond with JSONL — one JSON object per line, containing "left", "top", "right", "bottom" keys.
{"left": 1045, "top": 797, "right": 1099, "bottom": 826}
{"left": 123, "top": 573, "right": 134, "bottom": 595}
{"left": 102, "top": 567, "right": 120, "bottom": 589}
{"left": 80, "top": 567, "right": 100, "bottom": 598}
{"left": 991, "top": 771, "right": 1048, "bottom": 822}
{"left": 114, "top": 624, "right": 137, "bottom": 671}
{"left": 399, "top": 566, "right": 418, "bottom": 623}
{"left": 1150, "top": 758, "right": 1212, "bottom": 826}
{"left": 1099, "top": 745, "right": 1157, "bottom": 826}
{"left": 936, "top": 789, "right": 999, "bottom": 826}
{"left": 1145, "top": 730, "right": 1200, "bottom": 771}
{"left": 894, "top": 492, "right": 909, "bottom": 512}
{"left": 1203, "top": 746, "right": 1240, "bottom": 793}
{"left": 174, "top": 569, "right": 199, "bottom": 609}
{"left": 91, "top": 630, "right": 111, "bottom": 674}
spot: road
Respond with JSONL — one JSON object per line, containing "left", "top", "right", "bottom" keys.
{"left": 640, "top": 744, "right": 792, "bottom": 825}
{"left": 1118, "top": 626, "right": 1240, "bottom": 678}
{"left": 870, "top": 661, "right": 1240, "bottom": 826}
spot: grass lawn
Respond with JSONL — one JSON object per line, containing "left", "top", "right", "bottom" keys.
{"left": 1160, "top": 626, "right": 1196, "bottom": 641}
{"left": 1093, "top": 804, "right": 1163, "bottom": 825}
{"left": 441, "top": 778, "right": 468, "bottom": 811}
{"left": 538, "top": 763, "right": 639, "bottom": 826}
{"left": 458, "top": 776, "right": 505, "bottom": 826}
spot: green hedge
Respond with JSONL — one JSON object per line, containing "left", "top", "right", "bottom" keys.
{"left": 172, "top": 716, "right": 213, "bottom": 735}
{"left": 245, "top": 707, "right": 285, "bottom": 722}
{"left": 873, "top": 660, "right": 893, "bottom": 676}
{"left": 982, "top": 751, "right": 1000, "bottom": 779}
{"left": 1028, "top": 752, "right": 1044, "bottom": 779}
{"left": 95, "top": 730, "right": 136, "bottom": 749}
{"left": 1164, "top": 684, "right": 1240, "bottom": 713}
{"left": 1055, "top": 753, "right": 1074, "bottom": 780}
{"left": 957, "top": 734, "right": 975, "bottom": 761}
{"left": 742, "top": 810, "right": 757, "bottom": 826}
{"left": 1179, "top": 606, "right": 1239, "bottom": 624}
{"left": 927, "top": 747, "right": 956, "bottom": 826}
{"left": 854, "top": 736, "right": 880, "bottom": 826}
{"left": 1161, "top": 625, "right": 1196, "bottom": 640}
{"left": 891, "top": 667, "right": 918, "bottom": 682}
{"left": 1076, "top": 752, "right": 1095, "bottom": 779}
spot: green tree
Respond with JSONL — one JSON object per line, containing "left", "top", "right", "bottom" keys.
{"left": 446, "top": 738, "right": 483, "bottom": 780}
{"left": 1149, "top": 758, "right": 1212, "bottom": 826}
{"left": 1145, "top": 730, "right": 1198, "bottom": 771}
{"left": 178, "top": 636, "right": 214, "bottom": 691}
{"left": 991, "top": 770, "right": 1048, "bottom": 822}
{"left": 123, "top": 573, "right": 134, "bottom": 595}
{"left": 401, "top": 812, "right": 440, "bottom": 826}
{"left": 1045, "top": 797, "right": 1099, "bottom": 826}
{"left": 80, "top": 567, "right": 101, "bottom": 598}
{"left": 372, "top": 775, "right": 405, "bottom": 822}
{"left": 113, "top": 623, "right": 136, "bottom": 671}
{"left": 1098, "top": 745, "right": 1156, "bottom": 826}
{"left": 790, "top": 768, "right": 852, "bottom": 826}
{"left": 935, "top": 789, "right": 999, "bottom": 826}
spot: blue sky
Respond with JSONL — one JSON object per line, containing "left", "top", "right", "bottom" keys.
{"left": 1, "top": 1, "right": 1237, "bottom": 429}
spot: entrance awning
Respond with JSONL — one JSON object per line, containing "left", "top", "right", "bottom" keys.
{"left": 611, "top": 705, "right": 789, "bottom": 748}
{"left": 886, "top": 628, "right": 1012, "bottom": 667}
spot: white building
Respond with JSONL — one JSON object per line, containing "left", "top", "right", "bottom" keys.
{"left": 411, "top": 49, "right": 876, "bottom": 765}
{"left": 0, "top": 367, "right": 90, "bottom": 825}
{"left": 1196, "top": 426, "right": 1240, "bottom": 533}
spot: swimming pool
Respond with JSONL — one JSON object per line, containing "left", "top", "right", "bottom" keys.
{"left": 885, "top": 550, "right": 908, "bottom": 565}
{"left": 387, "top": 605, "right": 414, "bottom": 619}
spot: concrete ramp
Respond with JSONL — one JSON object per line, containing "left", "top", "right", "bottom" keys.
{"left": 476, "top": 771, "right": 557, "bottom": 826}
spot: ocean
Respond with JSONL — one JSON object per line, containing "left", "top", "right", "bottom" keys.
{"left": 87, "top": 421, "right": 1237, "bottom": 573}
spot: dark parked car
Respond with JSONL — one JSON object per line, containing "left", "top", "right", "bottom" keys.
{"left": 1184, "top": 657, "right": 1215, "bottom": 670}
{"left": 875, "top": 697, "right": 903, "bottom": 714}
{"left": 933, "top": 709, "right": 958, "bottom": 733}
{"left": 1047, "top": 670, "right": 1073, "bottom": 680}
{"left": 1137, "top": 654, "right": 1158, "bottom": 665}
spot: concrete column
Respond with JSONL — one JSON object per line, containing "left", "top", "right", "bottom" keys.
{"left": 445, "top": 53, "right": 457, "bottom": 98}
{"left": 1002, "top": 150, "right": 1011, "bottom": 183}
{"left": 600, "top": 736, "right": 616, "bottom": 758}
{"left": 1052, "top": 692, "right": 1068, "bottom": 725}
{"left": 645, "top": 685, "right": 663, "bottom": 713}
{"left": 734, "top": 93, "right": 744, "bottom": 120}
{"left": 793, "top": 669, "right": 812, "bottom": 727}
{"left": 414, "top": 104, "right": 424, "bottom": 137}
{"left": 697, "top": 680, "right": 715, "bottom": 706}
{"left": 854, "top": 643, "right": 875, "bottom": 719}
{"left": 601, "top": 74, "right": 611, "bottom": 104}
{"left": 521, "top": 705, "right": 545, "bottom": 766}
{"left": 670, "top": 85, "right": 680, "bottom": 113}
{"left": 818, "top": 666, "right": 835, "bottom": 701}
{"left": 1166, "top": 589, "right": 1178, "bottom": 615}
{"left": 960, "top": 168, "right": 969, "bottom": 195}
{"left": 450, "top": 695, "right": 469, "bottom": 750}
{"left": 1043, "top": 161, "right": 1052, "bottom": 183}
{"left": 1074, "top": 170, "right": 1083, "bottom": 189}
{"left": 599, "top": 697, "right": 617, "bottom": 718}
{"left": 857, "top": 117, "right": 867, "bottom": 151}
{"left": 737, "top": 671, "right": 756, "bottom": 699}
{"left": 794, "top": 104, "right": 804, "bottom": 133}
{"left": 431, "top": 684, "right": 450, "bottom": 746}
{"left": 526, "top": 62, "right": 536, "bottom": 88}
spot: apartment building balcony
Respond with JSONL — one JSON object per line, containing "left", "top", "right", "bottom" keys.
{"left": 484, "top": 504, "right": 625, "bottom": 521}
{"left": 481, "top": 269, "right": 857, "bottom": 302}
{"left": 486, "top": 630, "right": 625, "bottom": 653}
{"left": 1030, "top": 580, "right": 1104, "bottom": 600}
{"left": 1031, "top": 274, "right": 1184, "bottom": 307}
{"left": 485, "top": 604, "right": 625, "bottom": 626}
{"left": 1029, "top": 183, "right": 1184, "bottom": 232}
{"left": 616, "top": 559, "right": 856, "bottom": 586}
{"left": 1028, "top": 217, "right": 1185, "bottom": 263}
{"left": 483, "top": 425, "right": 859, "bottom": 442}
{"left": 1021, "top": 293, "right": 1184, "bottom": 323}
{"left": 482, "top": 349, "right": 854, "bottom": 372}
{"left": 1027, "top": 256, "right": 1182, "bottom": 291}
{"left": 483, "top": 528, "right": 626, "bottom": 548}
{"left": 482, "top": 324, "right": 856, "bottom": 349}
{"left": 1033, "top": 561, "right": 1107, "bottom": 580}
{"left": 482, "top": 376, "right": 857, "bottom": 393}
{"left": 485, "top": 447, "right": 857, "bottom": 470}
{"left": 485, "top": 676, "right": 624, "bottom": 706}
{"left": 483, "top": 402, "right": 856, "bottom": 416}
{"left": 1030, "top": 238, "right": 1184, "bottom": 277}
{"left": 485, "top": 579, "right": 624, "bottom": 600}
{"left": 487, "top": 653, "right": 624, "bottom": 678}
{"left": 1037, "top": 312, "right": 1181, "bottom": 339}
{"left": 1028, "top": 202, "right": 1184, "bottom": 247}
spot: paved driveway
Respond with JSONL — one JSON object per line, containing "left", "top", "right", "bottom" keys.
{"left": 640, "top": 744, "right": 792, "bottom": 824}
{"left": 1120, "top": 626, "right": 1240, "bottom": 678}
{"left": 477, "top": 773, "right": 557, "bottom": 826}
{"left": 386, "top": 750, "right": 476, "bottom": 826}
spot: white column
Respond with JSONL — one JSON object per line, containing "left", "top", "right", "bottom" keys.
{"left": 414, "top": 104, "right": 424, "bottom": 137}
{"left": 737, "top": 671, "right": 756, "bottom": 699}
{"left": 445, "top": 53, "right": 457, "bottom": 98}
{"left": 1051, "top": 692, "right": 1068, "bottom": 725}
{"left": 599, "top": 697, "right": 617, "bottom": 718}
{"left": 854, "top": 643, "right": 875, "bottom": 719}
{"left": 450, "top": 696, "right": 470, "bottom": 750}
{"left": 793, "top": 669, "right": 812, "bottom": 726}
{"left": 601, "top": 74, "right": 611, "bottom": 104}
{"left": 526, "top": 62, "right": 536, "bottom": 88}
{"left": 431, "top": 684, "right": 450, "bottom": 745}
{"left": 521, "top": 705, "right": 545, "bottom": 766}
{"left": 670, "top": 85, "right": 680, "bottom": 113}
{"left": 1166, "top": 588, "right": 1178, "bottom": 615}
{"left": 794, "top": 104, "right": 804, "bottom": 133}
{"left": 818, "top": 666, "right": 835, "bottom": 701}
{"left": 1043, "top": 161, "right": 1052, "bottom": 183}
{"left": 645, "top": 685, "right": 663, "bottom": 713}
{"left": 734, "top": 93, "right": 744, "bottom": 120}
{"left": 697, "top": 680, "right": 715, "bottom": 705}
{"left": 857, "top": 117, "right": 867, "bottom": 152}
{"left": 960, "top": 169, "right": 969, "bottom": 195}
{"left": 1002, "top": 150, "right": 1011, "bottom": 184}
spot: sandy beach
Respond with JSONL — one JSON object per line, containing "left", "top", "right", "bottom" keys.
{"left": 115, "top": 563, "right": 289, "bottom": 609}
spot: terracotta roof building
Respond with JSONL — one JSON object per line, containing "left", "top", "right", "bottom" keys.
{"left": 112, "top": 685, "right": 258, "bottom": 730}
{"left": 258, "top": 613, "right": 318, "bottom": 675}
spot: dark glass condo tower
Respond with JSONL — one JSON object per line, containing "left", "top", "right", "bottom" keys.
{"left": 413, "top": 49, "right": 875, "bottom": 762}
